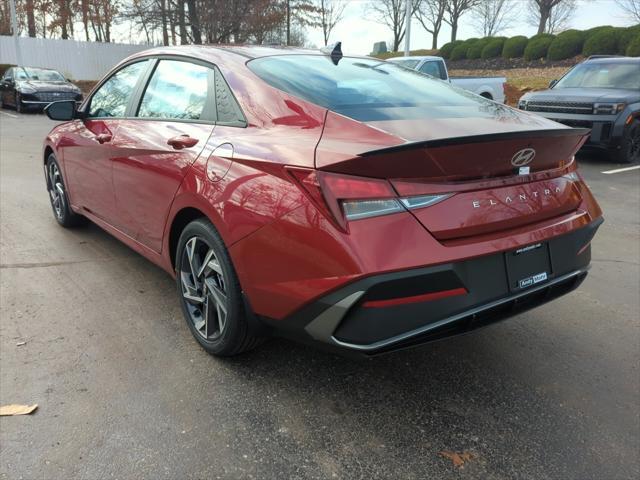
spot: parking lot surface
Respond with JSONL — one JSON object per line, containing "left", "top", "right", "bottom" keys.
{"left": 1, "top": 111, "right": 639, "bottom": 479}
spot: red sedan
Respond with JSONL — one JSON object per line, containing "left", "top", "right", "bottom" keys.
{"left": 43, "top": 45, "right": 603, "bottom": 356}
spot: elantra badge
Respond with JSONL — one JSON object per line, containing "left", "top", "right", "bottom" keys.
{"left": 511, "top": 148, "right": 536, "bottom": 167}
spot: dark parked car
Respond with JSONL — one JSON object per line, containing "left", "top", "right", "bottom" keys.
{"left": 518, "top": 56, "right": 640, "bottom": 163}
{"left": 0, "top": 66, "right": 83, "bottom": 113}
{"left": 42, "top": 46, "right": 602, "bottom": 356}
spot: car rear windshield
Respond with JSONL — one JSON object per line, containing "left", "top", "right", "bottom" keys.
{"left": 247, "top": 55, "right": 487, "bottom": 122}
{"left": 555, "top": 62, "right": 640, "bottom": 90}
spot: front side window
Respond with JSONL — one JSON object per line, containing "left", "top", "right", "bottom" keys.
{"left": 3, "top": 69, "right": 13, "bottom": 80}
{"left": 88, "top": 60, "right": 149, "bottom": 118}
{"left": 248, "top": 55, "right": 487, "bottom": 122}
{"left": 419, "top": 61, "right": 446, "bottom": 80}
{"left": 138, "top": 60, "right": 213, "bottom": 120}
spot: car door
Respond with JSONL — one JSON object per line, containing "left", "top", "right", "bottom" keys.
{"left": 109, "top": 58, "right": 216, "bottom": 252}
{"left": 61, "top": 60, "right": 151, "bottom": 224}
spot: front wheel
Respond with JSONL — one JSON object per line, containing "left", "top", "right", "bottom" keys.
{"left": 46, "top": 154, "right": 86, "bottom": 227}
{"left": 612, "top": 119, "right": 640, "bottom": 164}
{"left": 176, "top": 218, "right": 262, "bottom": 356}
{"left": 15, "top": 93, "right": 23, "bottom": 113}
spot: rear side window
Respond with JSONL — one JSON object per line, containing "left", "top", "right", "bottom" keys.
{"left": 138, "top": 60, "right": 216, "bottom": 121}
{"left": 89, "top": 60, "right": 149, "bottom": 118}
{"left": 214, "top": 66, "right": 245, "bottom": 125}
{"left": 248, "top": 55, "right": 485, "bottom": 122}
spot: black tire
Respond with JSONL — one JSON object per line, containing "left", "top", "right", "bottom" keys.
{"left": 45, "top": 154, "right": 86, "bottom": 227}
{"left": 176, "top": 218, "right": 262, "bottom": 356}
{"left": 15, "top": 93, "right": 23, "bottom": 113}
{"left": 611, "top": 119, "right": 640, "bottom": 164}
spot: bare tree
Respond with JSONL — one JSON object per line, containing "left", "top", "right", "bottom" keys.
{"left": 369, "top": 0, "right": 419, "bottom": 52}
{"left": 615, "top": 0, "right": 640, "bottom": 22}
{"left": 526, "top": 0, "right": 574, "bottom": 35}
{"left": 545, "top": 0, "right": 575, "bottom": 33}
{"left": 444, "top": 0, "right": 481, "bottom": 42}
{"left": 415, "top": 0, "right": 446, "bottom": 49}
{"left": 472, "top": 0, "right": 515, "bottom": 37}
{"left": 285, "top": 0, "right": 318, "bottom": 45}
{"left": 317, "top": 0, "right": 345, "bottom": 46}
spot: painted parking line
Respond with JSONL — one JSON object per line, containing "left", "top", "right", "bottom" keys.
{"left": 0, "top": 111, "right": 18, "bottom": 119}
{"left": 602, "top": 165, "right": 640, "bottom": 175}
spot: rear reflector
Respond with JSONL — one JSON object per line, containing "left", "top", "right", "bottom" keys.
{"left": 362, "top": 287, "right": 467, "bottom": 308}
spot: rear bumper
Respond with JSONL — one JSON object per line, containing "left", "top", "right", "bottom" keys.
{"left": 275, "top": 218, "right": 602, "bottom": 355}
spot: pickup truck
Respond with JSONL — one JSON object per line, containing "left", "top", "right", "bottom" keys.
{"left": 387, "top": 55, "right": 506, "bottom": 103}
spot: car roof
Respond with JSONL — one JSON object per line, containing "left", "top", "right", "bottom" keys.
{"left": 134, "top": 44, "right": 351, "bottom": 60}
{"left": 388, "top": 56, "right": 441, "bottom": 62}
{"left": 584, "top": 56, "right": 639, "bottom": 64}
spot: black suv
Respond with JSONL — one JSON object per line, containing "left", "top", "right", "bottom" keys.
{"left": 518, "top": 56, "right": 639, "bottom": 163}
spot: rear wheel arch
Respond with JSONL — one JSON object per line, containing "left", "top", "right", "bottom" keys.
{"left": 44, "top": 146, "right": 54, "bottom": 165}
{"left": 480, "top": 91, "right": 493, "bottom": 100}
{"left": 168, "top": 207, "right": 210, "bottom": 269}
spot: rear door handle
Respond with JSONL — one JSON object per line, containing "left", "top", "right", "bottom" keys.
{"left": 167, "top": 134, "right": 199, "bottom": 150}
{"left": 95, "top": 133, "right": 112, "bottom": 144}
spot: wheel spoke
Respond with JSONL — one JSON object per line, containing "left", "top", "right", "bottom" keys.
{"left": 205, "top": 277, "right": 227, "bottom": 314}
{"left": 197, "top": 249, "right": 215, "bottom": 278}
{"left": 185, "top": 238, "right": 202, "bottom": 289}
{"left": 181, "top": 272, "right": 204, "bottom": 305}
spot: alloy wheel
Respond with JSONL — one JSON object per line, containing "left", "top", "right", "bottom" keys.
{"left": 47, "top": 162, "right": 65, "bottom": 220}
{"left": 179, "top": 236, "right": 228, "bottom": 341}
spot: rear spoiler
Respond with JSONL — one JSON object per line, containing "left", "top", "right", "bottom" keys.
{"left": 359, "top": 128, "right": 591, "bottom": 157}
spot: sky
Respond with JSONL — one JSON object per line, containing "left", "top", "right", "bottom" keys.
{"left": 305, "top": 0, "right": 637, "bottom": 55}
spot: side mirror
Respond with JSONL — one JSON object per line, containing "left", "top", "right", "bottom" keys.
{"left": 549, "top": 79, "right": 558, "bottom": 89}
{"left": 45, "top": 100, "right": 77, "bottom": 121}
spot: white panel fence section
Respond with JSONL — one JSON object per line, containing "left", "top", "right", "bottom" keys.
{"left": 0, "top": 36, "right": 153, "bottom": 80}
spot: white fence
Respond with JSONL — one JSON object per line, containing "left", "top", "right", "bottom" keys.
{"left": 0, "top": 36, "right": 153, "bottom": 80}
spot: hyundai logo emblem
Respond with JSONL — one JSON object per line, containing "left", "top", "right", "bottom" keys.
{"left": 511, "top": 148, "right": 536, "bottom": 167}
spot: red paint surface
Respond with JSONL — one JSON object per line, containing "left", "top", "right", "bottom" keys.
{"left": 44, "top": 46, "right": 603, "bottom": 322}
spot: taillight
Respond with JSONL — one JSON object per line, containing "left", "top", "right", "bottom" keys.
{"left": 288, "top": 168, "right": 452, "bottom": 231}
{"left": 342, "top": 199, "right": 404, "bottom": 221}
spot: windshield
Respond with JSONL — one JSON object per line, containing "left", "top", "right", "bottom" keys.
{"left": 17, "top": 67, "right": 65, "bottom": 82}
{"left": 248, "top": 55, "right": 489, "bottom": 122}
{"left": 555, "top": 62, "right": 640, "bottom": 90}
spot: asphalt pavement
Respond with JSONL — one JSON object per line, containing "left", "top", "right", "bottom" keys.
{"left": 1, "top": 110, "right": 639, "bottom": 479}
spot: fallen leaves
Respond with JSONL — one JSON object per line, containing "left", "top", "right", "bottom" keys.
{"left": 439, "top": 450, "right": 476, "bottom": 468}
{"left": 0, "top": 404, "right": 38, "bottom": 416}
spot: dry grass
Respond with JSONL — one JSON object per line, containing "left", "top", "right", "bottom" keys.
{"left": 448, "top": 66, "right": 573, "bottom": 104}
{"left": 449, "top": 66, "right": 570, "bottom": 92}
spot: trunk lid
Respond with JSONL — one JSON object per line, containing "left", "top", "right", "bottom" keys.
{"left": 315, "top": 111, "right": 589, "bottom": 240}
